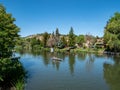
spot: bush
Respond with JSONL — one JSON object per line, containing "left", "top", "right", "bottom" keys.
{"left": 0, "top": 58, "right": 27, "bottom": 89}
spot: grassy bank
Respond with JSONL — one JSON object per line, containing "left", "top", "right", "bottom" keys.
{"left": 54, "top": 48, "right": 105, "bottom": 54}
{"left": 15, "top": 46, "right": 105, "bottom": 54}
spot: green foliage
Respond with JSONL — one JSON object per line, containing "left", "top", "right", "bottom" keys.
{"left": 0, "top": 4, "right": 26, "bottom": 89}
{"left": 16, "top": 37, "right": 43, "bottom": 51}
{"left": 76, "top": 35, "right": 85, "bottom": 46}
{"left": 104, "top": 12, "right": 120, "bottom": 52}
{"left": 43, "top": 32, "right": 49, "bottom": 47}
{"left": 0, "top": 4, "right": 20, "bottom": 58}
{"left": 68, "top": 27, "right": 75, "bottom": 47}
{"left": 0, "top": 58, "right": 26, "bottom": 89}
{"left": 55, "top": 28, "right": 60, "bottom": 47}
{"left": 105, "top": 12, "right": 120, "bottom": 34}
{"left": 57, "top": 41, "right": 65, "bottom": 49}
{"left": 55, "top": 28, "right": 60, "bottom": 38}
{"left": 30, "top": 38, "right": 41, "bottom": 49}
{"left": 61, "top": 36, "right": 67, "bottom": 47}
{"left": 15, "top": 79, "right": 25, "bottom": 90}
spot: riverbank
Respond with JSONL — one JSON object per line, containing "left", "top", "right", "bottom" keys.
{"left": 16, "top": 47, "right": 120, "bottom": 55}
{"left": 53, "top": 48, "right": 105, "bottom": 54}
{"left": 16, "top": 46, "right": 105, "bottom": 54}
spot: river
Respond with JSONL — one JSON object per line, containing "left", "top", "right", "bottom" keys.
{"left": 17, "top": 51, "right": 120, "bottom": 90}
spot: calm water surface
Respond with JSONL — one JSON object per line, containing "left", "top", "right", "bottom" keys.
{"left": 17, "top": 51, "right": 120, "bottom": 90}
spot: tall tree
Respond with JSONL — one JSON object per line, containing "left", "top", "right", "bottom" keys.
{"left": 104, "top": 12, "right": 120, "bottom": 52}
{"left": 42, "top": 32, "right": 49, "bottom": 47}
{"left": 0, "top": 4, "right": 20, "bottom": 58}
{"left": 52, "top": 31, "right": 55, "bottom": 37}
{"left": 68, "top": 27, "right": 75, "bottom": 47}
{"left": 55, "top": 28, "right": 61, "bottom": 47}
{"left": 55, "top": 28, "right": 60, "bottom": 38}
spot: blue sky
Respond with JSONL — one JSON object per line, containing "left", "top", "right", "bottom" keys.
{"left": 0, "top": 0, "right": 120, "bottom": 37}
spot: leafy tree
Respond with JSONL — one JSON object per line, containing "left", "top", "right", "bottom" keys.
{"left": 0, "top": 4, "right": 26, "bottom": 89}
{"left": 76, "top": 35, "right": 85, "bottom": 47}
{"left": 68, "top": 27, "right": 75, "bottom": 47}
{"left": 30, "top": 38, "right": 41, "bottom": 49}
{"left": 42, "top": 32, "right": 49, "bottom": 47}
{"left": 0, "top": 58, "right": 26, "bottom": 89}
{"left": 104, "top": 12, "right": 120, "bottom": 52}
{"left": 0, "top": 4, "right": 20, "bottom": 58}
{"left": 61, "top": 36, "right": 67, "bottom": 47}
{"left": 16, "top": 38, "right": 27, "bottom": 50}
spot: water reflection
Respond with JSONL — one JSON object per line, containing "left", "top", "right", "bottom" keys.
{"left": 77, "top": 52, "right": 86, "bottom": 61}
{"left": 52, "top": 60, "right": 60, "bottom": 71}
{"left": 85, "top": 54, "right": 95, "bottom": 72}
{"left": 42, "top": 51, "right": 50, "bottom": 66}
{"left": 68, "top": 54, "right": 75, "bottom": 75}
{"left": 18, "top": 50, "right": 120, "bottom": 90}
{"left": 18, "top": 51, "right": 99, "bottom": 74}
{"left": 103, "top": 55, "right": 120, "bottom": 90}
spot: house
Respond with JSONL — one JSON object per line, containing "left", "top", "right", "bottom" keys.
{"left": 94, "top": 38, "right": 104, "bottom": 48}
{"left": 83, "top": 40, "right": 92, "bottom": 48}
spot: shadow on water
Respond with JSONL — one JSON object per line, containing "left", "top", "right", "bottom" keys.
{"left": 77, "top": 52, "right": 87, "bottom": 61}
{"left": 103, "top": 55, "right": 120, "bottom": 90}
{"left": 0, "top": 58, "right": 27, "bottom": 90}
{"left": 68, "top": 53, "right": 75, "bottom": 75}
